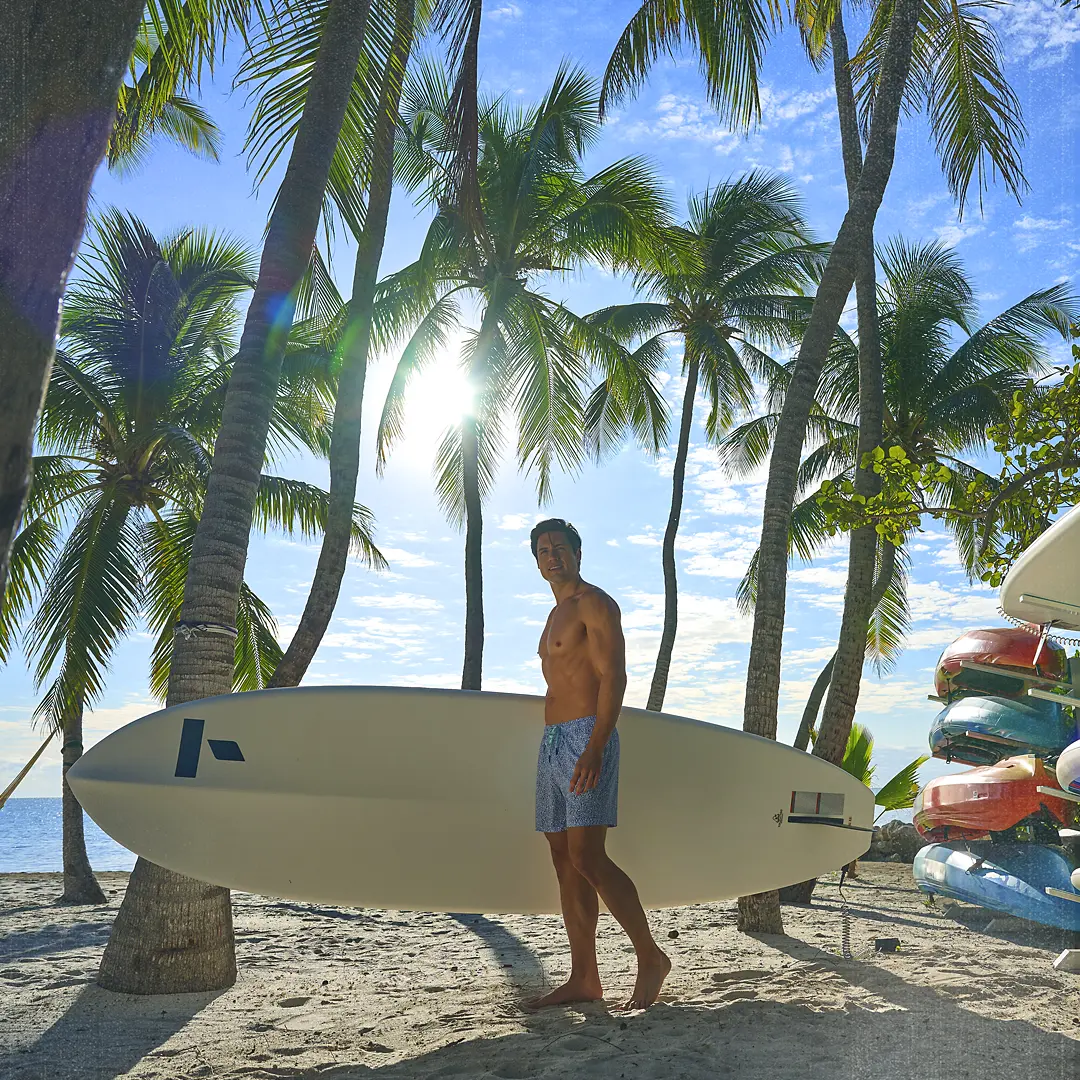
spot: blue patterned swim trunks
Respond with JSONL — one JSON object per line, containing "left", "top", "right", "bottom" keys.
{"left": 535, "top": 716, "right": 619, "bottom": 833}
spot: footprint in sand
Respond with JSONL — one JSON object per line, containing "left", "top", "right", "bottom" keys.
{"left": 710, "top": 969, "right": 770, "bottom": 983}
{"left": 276, "top": 996, "right": 311, "bottom": 1008}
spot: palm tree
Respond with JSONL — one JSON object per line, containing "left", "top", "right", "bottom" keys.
{"left": 583, "top": 173, "right": 828, "bottom": 711}
{"left": 98, "top": 0, "right": 381, "bottom": 996}
{"left": 602, "top": 0, "right": 1029, "bottom": 931}
{"left": 269, "top": 0, "right": 424, "bottom": 687}
{"left": 0, "top": 211, "right": 382, "bottom": 906}
{"left": 0, "top": 0, "right": 248, "bottom": 599}
{"left": 800, "top": 0, "right": 1029, "bottom": 774}
{"left": 375, "top": 63, "right": 673, "bottom": 689}
{"left": 723, "top": 238, "right": 1078, "bottom": 725}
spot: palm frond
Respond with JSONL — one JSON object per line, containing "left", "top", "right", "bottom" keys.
{"left": 27, "top": 493, "right": 143, "bottom": 727}
{"left": 601, "top": 0, "right": 782, "bottom": 129}
{"left": 0, "top": 517, "right": 61, "bottom": 664}
{"left": 874, "top": 754, "right": 929, "bottom": 811}
{"left": 840, "top": 721, "right": 875, "bottom": 787}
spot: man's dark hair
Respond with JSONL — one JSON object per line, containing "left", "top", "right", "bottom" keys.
{"left": 530, "top": 518, "right": 582, "bottom": 559}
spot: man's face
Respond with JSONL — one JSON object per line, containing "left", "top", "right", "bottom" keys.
{"left": 534, "top": 531, "right": 580, "bottom": 585}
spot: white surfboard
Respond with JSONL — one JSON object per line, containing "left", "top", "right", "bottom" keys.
{"left": 68, "top": 686, "right": 873, "bottom": 914}
{"left": 1000, "top": 502, "right": 1080, "bottom": 630}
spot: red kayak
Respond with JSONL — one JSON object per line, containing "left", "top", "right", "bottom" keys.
{"left": 913, "top": 755, "right": 1070, "bottom": 842}
{"left": 935, "top": 627, "right": 1067, "bottom": 699}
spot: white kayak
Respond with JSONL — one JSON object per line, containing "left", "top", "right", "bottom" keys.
{"left": 68, "top": 686, "right": 874, "bottom": 913}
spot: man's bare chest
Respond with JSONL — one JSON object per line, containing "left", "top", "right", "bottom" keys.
{"left": 539, "top": 606, "right": 587, "bottom": 660}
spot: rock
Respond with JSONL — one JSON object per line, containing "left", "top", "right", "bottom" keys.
{"left": 862, "top": 820, "right": 923, "bottom": 863}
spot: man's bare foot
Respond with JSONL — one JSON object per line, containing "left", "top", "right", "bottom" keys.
{"left": 620, "top": 950, "right": 671, "bottom": 1010}
{"left": 524, "top": 977, "right": 604, "bottom": 1010}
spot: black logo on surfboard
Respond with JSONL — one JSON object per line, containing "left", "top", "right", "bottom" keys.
{"left": 174, "top": 717, "right": 245, "bottom": 778}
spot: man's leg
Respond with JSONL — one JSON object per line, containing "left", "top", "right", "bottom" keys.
{"left": 527, "top": 831, "right": 604, "bottom": 1006}
{"left": 566, "top": 826, "right": 670, "bottom": 1009}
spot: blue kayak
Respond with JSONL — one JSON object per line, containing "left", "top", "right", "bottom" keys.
{"left": 929, "top": 694, "right": 1076, "bottom": 766}
{"left": 913, "top": 841, "right": 1080, "bottom": 931}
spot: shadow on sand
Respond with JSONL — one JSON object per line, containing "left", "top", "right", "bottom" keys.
{"left": 448, "top": 912, "right": 548, "bottom": 996}
{"left": 0, "top": 919, "right": 112, "bottom": 962}
{"left": 5, "top": 982, "right": 225, "bottom": 1080}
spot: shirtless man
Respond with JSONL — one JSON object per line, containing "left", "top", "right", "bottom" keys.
{"left": 528, "top": 517, "right": 671, "bottom": 1011}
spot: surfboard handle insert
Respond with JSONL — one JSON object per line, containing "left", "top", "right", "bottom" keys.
{"left": 1045, "top": 887, "right": 1080, "bottom": 906}
{"left": 1037, "top": 785, "right": 1080, "bottom": 806}
{"left": 786, "top": 816, "right": 875, "bottom": 834}
{"left": 1019, "top": 594, "right": 1080, "bottom": 621}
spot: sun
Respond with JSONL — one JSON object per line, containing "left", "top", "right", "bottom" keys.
{"left": 394, "top": 352, "right": 476, "bottom": 462}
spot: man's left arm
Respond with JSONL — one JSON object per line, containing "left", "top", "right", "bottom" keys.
{"left": 570, "top": 592, "right": 627, "bottom": 794}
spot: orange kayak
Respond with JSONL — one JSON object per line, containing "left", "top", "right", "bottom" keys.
{"left": 913, "top": 755, "right": 1071, "bottom": 841}
{"left": 935, "top": 627, "right": 1067, "bottom": 699}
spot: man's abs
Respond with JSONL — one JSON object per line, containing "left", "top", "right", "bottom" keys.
{"left": 542, "top": 652, "right": 601, "bottom": 726}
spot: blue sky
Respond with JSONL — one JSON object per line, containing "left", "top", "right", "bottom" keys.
{"left": 3, "top": 0, "right": 1080, "bottom": 802}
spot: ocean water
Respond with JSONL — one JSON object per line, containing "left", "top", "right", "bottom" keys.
{"left": 0, "top": 798, "right": 136, "bottom": 873}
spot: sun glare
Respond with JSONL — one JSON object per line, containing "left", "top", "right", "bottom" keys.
{"left": 397, "top": 354, "right": 475, "bottom": 460}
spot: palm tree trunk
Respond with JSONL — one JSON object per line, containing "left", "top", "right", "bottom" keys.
{"left": 0, "top": 0, "right": 144, "bottom": 598}
{"left": 647, "top": 355, "right": 698, "bottom": 711}
{"left": 98, "top": 0, "right": 374, "bottom": 996}
{"left": 793, "top": 541, "right": 898, "bottom": 753}
{"left": 739, "top": 0, "right": 922, "bottom": 935}
{"left": 460, "top": 305, "right": 503, "bottom": 691}
{"left": 461, "top": 411, "right": 484, "bottom": 690}
{"left": 785, "top": 541, "right": 897, "bottom": 903}
{"left": 441, "top": 0, "right": 483, "bottom": 234}
{"left": 60, "top": 698, "right": 106, "bottom": 905}
{"left": 793, "top": 655, "right": 835, "bottom": 751}
{"left": 269, "top": 0, "right": 416, "bottom": 689}
{"left": 814, "top": 10, "right": 886, "bottom": 768}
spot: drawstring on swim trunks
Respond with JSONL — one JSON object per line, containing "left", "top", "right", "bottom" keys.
{"left": 544, "top": 725, "right": 561, "bottom": 759}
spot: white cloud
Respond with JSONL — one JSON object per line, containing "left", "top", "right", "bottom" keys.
{"left": 991, "top": 0, "right": 1080, "bottom": 66}
{"left": 515, "top": 592, "right": 552, "bottom": 605}
{"left": 757, "top": 85, "right": 835, "bottom": 125}
{"left": 487, "top": 2, "right": 522, "bottom": 19}
{"left": 906, "top": 579, "right": 1001, "bottom": 625}
{"left": 379, "top": 546, "right": 439, "bottom": 569}
{"left": 1013, "top": 213, "right": 1071, "bottom": 253}
{"left": 789, "top": 566, "right": 850, "bottom": 589}
{"left": 785, "top": 644, "right": 841, "bottom": 667}
{"left": 497, "top": 513, "right": 534, "bottom": 531}
{"left": 933, "top": 219, "right": 983, "bottom": 248}
{"left": 626, "top": 94, "right": 741, "bottom": 152}
{"left": 351, "top": 592, "right": 443, "bottom": 611}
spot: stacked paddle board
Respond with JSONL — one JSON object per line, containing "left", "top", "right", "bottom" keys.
{"left": 68, "top": 686, "right": 874, "bottom": 913}
{"left": 913, "top": 756, "right": 1069, "bottom": 843}
{"left": 930, "top": 628, "right": 1073, "bottom": 765}
{"left": 913, "top": 506, "right": 1080, "bottom": 924}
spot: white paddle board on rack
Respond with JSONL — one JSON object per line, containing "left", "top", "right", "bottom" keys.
{"left": 68, "top": 686, "right": 873, "bottom": 913}
{"left": 1000, "top": 502, "right": 1080, "bottom": 630}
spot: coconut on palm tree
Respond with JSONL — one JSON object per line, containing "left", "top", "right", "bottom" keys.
{"left": 0, "top": 210, "right": 383, "bottom": 905}
{"left": 583, "top": 173, "right": 828, "bottom": 711}
{"left": 376, "top": 62, "right": 673, "bottom": 690}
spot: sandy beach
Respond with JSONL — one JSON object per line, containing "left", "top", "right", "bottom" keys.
{"left": 2, "top": 863, "right": 1079, "bottom": 1079}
